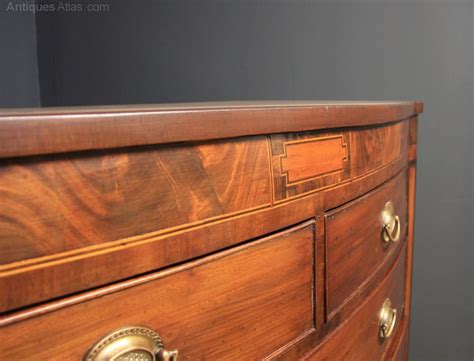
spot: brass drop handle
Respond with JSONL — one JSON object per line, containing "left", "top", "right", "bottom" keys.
{"left": 381, "top": 201, "right": 401, "bottom": 243}
{"left": 379, "top": 298, "right": 397, "bottom": 339}
{"left": 156, "top": 349, "right": 179, "bottom": 361}
{"left": 83, "top": 326, "right": 178, "bottom": 361}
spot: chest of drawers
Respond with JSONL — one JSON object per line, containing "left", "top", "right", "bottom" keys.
{"left": 0, "top": 101, "right": 422, "bottom": 360}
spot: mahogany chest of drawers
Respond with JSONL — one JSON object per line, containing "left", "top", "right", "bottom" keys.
{"left": 0, "top": 101, "right": 423, "bottom": 360}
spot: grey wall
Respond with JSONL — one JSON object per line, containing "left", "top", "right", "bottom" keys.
{"left": 0, "top": 1, "right": 40, "bottom": 107}
{"left": 4, "top": 1, "right": 474, "bottom": 360}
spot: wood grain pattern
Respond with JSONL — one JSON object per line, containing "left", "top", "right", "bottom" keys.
{"left": 272, "top": 233, "right": 408, "bottom": 361}
{"left": 383, "top": 321, "right": 409, "bottom": 361}
{"left": 405, "top": 165, "right": 417, "bottom": 319}
{"left": 280, "top": 136, "right": 348, "bottom": 184}
{"left": 408, "top": 116, "right": 418, "bottom": 162}
{"left": 304, "top": 243, "right": 407, "bottom": 361}
{"left": 270, "top": 131, "right": 351, "bottom": 201}
{"left": 0, "top": 222, "right": 315, "bottom": 361}
{"left": 325, "top": 170, "right": 408, "bottom": 317}
{"left": 350, "top": 120, "right": 409, "bottom": 177}
{"left": 402, "top": 118, "right": 418, "bottom": 361}
{"left": 395, "top": 334, "right": 408, "bottom": 361}
{"left": 270, "top": 121, "right": 409, "bottom": 202}
{"left": 0, "top": 101, "right": 423, "bottom": 159}
{"left": 0, "top": 102, "right": 423, "bottom": 360}
{"left": 0, "top": 136, "right": 271, "bottom": 265}
{"left": 0, "top": 149, "right": 408, "bottom": 313}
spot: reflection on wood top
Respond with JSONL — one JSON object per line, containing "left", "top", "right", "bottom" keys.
{"left": 0, "top": 101, "right": 423, "bottom": 159}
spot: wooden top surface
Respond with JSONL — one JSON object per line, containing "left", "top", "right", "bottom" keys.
{"left": 0, "top": 101, "right": 423, "bottom": 159}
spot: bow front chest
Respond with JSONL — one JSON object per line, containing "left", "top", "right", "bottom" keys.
{"left": 0, "top": 101, "right": 423, "bottom": 360}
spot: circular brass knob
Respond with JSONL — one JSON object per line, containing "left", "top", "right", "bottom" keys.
{"left": 379, "top": 298, "right": 397, "bottom": 339}
{"left": 83, "top": 326, "right": 178, "bottom": 361}
{"left": 381, "top": 201, "right": 401, "bottom": 243}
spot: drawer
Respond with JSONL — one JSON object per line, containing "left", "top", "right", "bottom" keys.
{"left": 0, "top": 221, "right": 315, "bottom": 360}
{"left": 325, "top": 170, "right": 407, "bottom": 316}
{"left": 0, "top": 136, "right": 272, "bottom": 266}
{"left": 391, "top": 328, "right": 409, "bottom": 361}
{"left": 306, "top": 243, "right": 407, "bottom": 361}
{"left": 0, "top": 135, "right": 273, "bottom": 313}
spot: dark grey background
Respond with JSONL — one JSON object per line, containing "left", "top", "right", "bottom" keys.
{"left": 1, "top": 1, "right": 472, "bottom": 360}
{"left": 0, "top": 7, "right": 39, "bottom": 107}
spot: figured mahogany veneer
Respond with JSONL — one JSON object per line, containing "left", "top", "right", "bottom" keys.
{"left": 0, "top": 137, "right": 271, "bottom": 264}
{"left": 350, "top": 121, "right": 409, "bottom": 177}
{"left": 1, "top": 222, "right": 315, "bottom": 360}
{"left": 0, "top": 101, "right": 422, "bottom": 361}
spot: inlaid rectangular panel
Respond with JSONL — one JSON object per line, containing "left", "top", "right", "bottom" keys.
{"left": 0, "top": 136, "right": 271, "bottom": 265}
{"left": 1, "top": 222, "right": 315, "bottom": 361}
{"left": 281, "top": 136, "right": 348, "bottom": 184}
{"left": 270, "top": 131, "right": 351, "bottom": 202}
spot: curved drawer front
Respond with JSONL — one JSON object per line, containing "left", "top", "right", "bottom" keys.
{"left": 0, "top": 120, "right": 410, "bottom": 313}
{"left": 0, "top": 136, "right": 272, "bottom": 266}
{"left": 269, "top": 121, "right": 408, "bottom": 202}
{"left": 0, "top": 222, "right": 315, "bottom": 361}
{"left": 325, "top": 170, "right": 408, "bottom": 317}
{"left": 306, "top": 243, "right": 407, "bottom": 361}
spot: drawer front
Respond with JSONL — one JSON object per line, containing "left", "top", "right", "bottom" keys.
{"left": 350, "top": 121, "right": 409, "bottom": 177}
{"left": 307, "top": 243, "right": 407, "bottom": 361}
{"left": 0, "top": 136, "right": 271, "bottom": 266}
{"left": 0, "top": 135, "right": 272, "bottom": 312}
{"left": 1, "top": 222, "right": 315, "bottom": 361}
{"left": 325, "top": 170, "right": 407, "bottom": 316}
{"left": 0, "top": 120, "right": 409, "bottom": 314}
{"left": 392, "top": 330, "right": 408, "bottom": 361}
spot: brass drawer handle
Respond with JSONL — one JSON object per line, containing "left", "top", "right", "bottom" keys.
{"left": 83, "top": 326, "right": 178, "bottom": 361}
{"left": 381, "top": 201, "right": 401, "bottom": 243}
{"left": 379, "top": 298, "right": 397, "bottom": 339}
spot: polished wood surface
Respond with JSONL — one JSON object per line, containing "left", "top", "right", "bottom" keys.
{"left": 304, "top": 243, "right": 407, "bottom": 361}
{"left": 270, "top": 130, "right": 351, "bottom": 202}
{"left": 0, "top": 101, "right": 422, "bottom": 360}
{"left": 325, "top": 169, "right": 407, "bottom": 317}
{"left": 408, "top": 117, "right": 418, "bottom": 162}
{"left": 0, "top": 154, "right": 407, "bottom": 313}
{"left": 350, "top": 120, "right": 409, "bottom": 177}
{"left": 280, "top": 135, "right": 348, "bottom": 184}
{"left": 0, "top": 101, "right": 422, "bottom": 159}
{"left": 0, "top": 136, "right": 271, "bottom": 264}
{"left": 384, "top": 322, "right": 409, "bottom": 361}
{"left": 0, "top": 120, "right": 411, "bottom": 312}
{"left": 404, "top": 117, "right": 419, "bottom": 360}
{"left": 1, "top": 222, "right": 315, "bottom": 360}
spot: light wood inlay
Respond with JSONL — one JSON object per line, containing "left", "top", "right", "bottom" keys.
{"left": 0, "top": 153, "right": 407, "bottom": 313}
{"left": 270, "top": 131, "right": 352, "bottom": 202}
{"left": 281, "top": 136, "right": 348, "bottom": 184}
{"left": 0, "top": 136, "right": 271, "bottom": 266}
{"left": 0, "top": 222, "right": 315, "bottom": 361}
{"left": 0, "top": 101, "right": 423, "bottom": 361}
{"left": 304, "top": 244, "right": 407, "bottom": 361}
